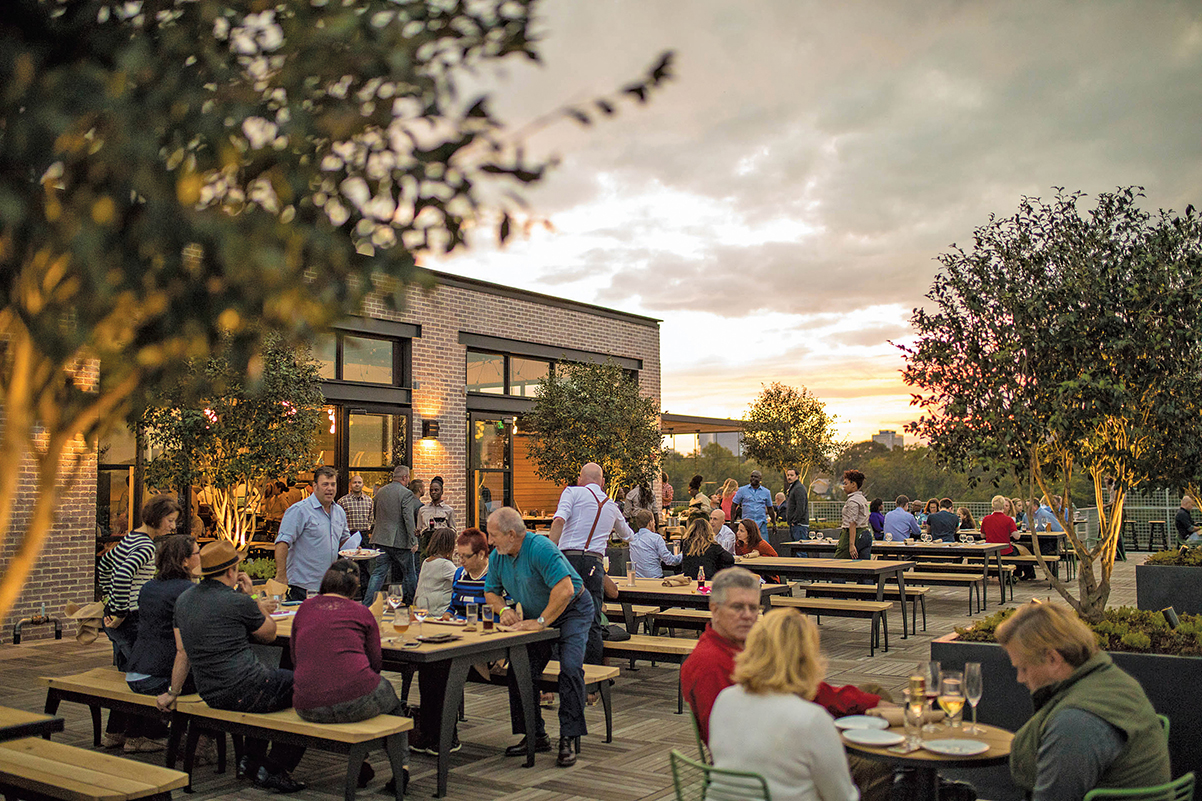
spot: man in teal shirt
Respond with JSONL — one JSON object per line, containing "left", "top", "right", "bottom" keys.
{"left": 484, "top": 507, "right": 592, "bottom": 768}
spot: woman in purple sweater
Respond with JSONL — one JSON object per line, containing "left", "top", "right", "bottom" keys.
{"left": 291, "top": 560, "right": 406, "bottom": 793}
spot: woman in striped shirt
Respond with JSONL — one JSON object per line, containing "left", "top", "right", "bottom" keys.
{"left": 449, "top": 528, "right": 490, "bottom": 617}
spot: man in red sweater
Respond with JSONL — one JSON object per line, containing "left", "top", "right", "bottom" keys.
{"left": 681, "top": 567, "right": 892, "bottom": 800}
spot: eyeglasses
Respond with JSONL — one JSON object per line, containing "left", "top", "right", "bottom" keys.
{"left": 720, "top": 602, "right": 759, "bottom": 614}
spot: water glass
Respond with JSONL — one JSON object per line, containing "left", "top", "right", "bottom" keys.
{"left": 465, "top": 603, "right": 478, "bottom": 631}
{"left": 627, "top": 565, "right": 637, "bottom": 586}
{"left": 964, "top": 662, "right": 984, "bottom": 733}
{"left": 920, "top": 660, "right": 943, "bottom": 732}
{"left": 481, "top": 604, "right": 495, "bottom": 630}
{"left": 902, "top": 689, "right": 924, "bottom": 749}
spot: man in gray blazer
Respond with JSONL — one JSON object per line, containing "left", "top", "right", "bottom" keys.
{"left": 363, "top": 464, "right": 422, "bottom": 605}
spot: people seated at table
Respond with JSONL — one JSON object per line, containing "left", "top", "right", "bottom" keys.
{"left": 414, "top": 527, "right": 457, "bottom": 616}
{"left": 709, "top": 508, "right": 736, "bottom": 554}
{"left": 996, "top": 601, "right": 1170, "bottom": 800}
{"left": 868, "top": 498, "right": 885, "bottom": 538}
{"left": 1176, "top": 495, "right": 1202, "bottom": 545}
{"left": 709, "top": 608, "right": 860, "bottom": 801}
{"left": 173, "top": 540, "right": 306, "bottom": 793}
{"left": 734, "top": 519, "right": 777, "bottom": 557}
{"left": 122, "top": 534, "right": 197, "bottom": 754}
{"left": 98, "top": 494, "right": 181, "bottom": 750}
{"left": 921, "top": 498, "right": 939, "bottom": 527}
{"left": 485, "top": 506, "right": 593, "bottom": 767}
{"left": 291, "top": 560, "right": 407, "bottom": 793}
{"left": 681, "top": 516, "right": 735, "bottom": 579}
{"left": 629, "top": 510, "right": 682, "bottom": 578}
{"left": 957, "top": 506, "right": 978, "bottom": 532}
{"left": 883, "top": 494, "right": 921, "bottom": 542}
{"left": 983, "top": 494, "right": 1033, "bottom": 579}
{"left": 927, "top": 498, "right": 961, "bottom": 542}
{"left": 449, "top": 528, "right": 491, "bottom": 616}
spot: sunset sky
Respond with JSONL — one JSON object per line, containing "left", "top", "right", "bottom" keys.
{"left": 429, "top": 1, "right": 1202, "bottom": 443}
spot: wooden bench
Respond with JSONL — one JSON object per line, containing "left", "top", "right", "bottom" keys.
{"left": 602, "top": 602, "right": 659, "bottom": 634}
{"left": 648, "top": 608, "right": 714, "bottom": 636}
{"left": 482, "top": 661, "right": 619, "bottom": 748}
{"left": 172, "top": 699, "right": 410, "bottom": 801}
{"left": 1000, "top": 554, "right": 1061, "bottom": 579}
{"left": 0, "top": 736, "right": 189, "bottom": 801}
{"left": 914, "top": 562, "right": 1016, "bottom": 602}
{"left": 602, "top": 635, "right": 697, "bottom": 714}
{"left": 768, "top": 597, "right": 891, "bottom": 656}
{"left": 900, "top": 572, "right": 985, "bottom": 615}
{"left": 803, "top": 583, "right": 929, "bottom": 633}
{"left": 41, "top": 668, "right": 224, "bottom": 772}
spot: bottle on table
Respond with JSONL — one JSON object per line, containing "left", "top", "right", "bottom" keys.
{"left": 697, "top": 566, "right": 706, "bottom": 589}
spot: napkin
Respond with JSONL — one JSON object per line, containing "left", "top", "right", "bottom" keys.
{"left": 264, "top": 578, "right": 289, "bottom": 598}
{"left": 867, "top": 707, "right": 945, "bottom": 726}
{"left": 369, "top": 594, "right": 385, "bottom": 621}
{"left": 662, "top": 575, "right": 692, "bottom": 587}
{"left": 63, "top": 601, "right": 106, "bottom": 644}
{"left": 344, "top": 532, "right": 362, "bottom": 550}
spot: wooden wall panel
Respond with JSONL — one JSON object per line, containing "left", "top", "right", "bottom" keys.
{"left": 513, "top": 435, "right": 563, "bottom": 515}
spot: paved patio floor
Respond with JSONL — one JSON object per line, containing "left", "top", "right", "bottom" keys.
{"left": 0, "top": 555, "right": 1143, "bottom": 800}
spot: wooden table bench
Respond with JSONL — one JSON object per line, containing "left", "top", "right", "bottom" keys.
{"left": 0, "top": 736, "right": 189, "bottom": 801}
{"left": 914, "top": 562, "right": 1016, "bottom": 602}
{"left": 648, "top": 608, "right": 714, "bottom": 635}
{"left": 769, "top": 597, "right": 892, "bottom": 656}
{"left": 901, "top": 572, "right": 985, "bottom": 615}
{"left": 602, "top": 635, "right": 697, "bottom": 714}
{"left": 803, "top": 583, "right": 929, "bottom": 633}
{"left": 41, "top": 668, "right": 220, "bottom": 772}
{"left": 480, "top": 661, "right": 618, "bottom": 747}
{"left": 602, "top": 602, "right": 658, "bottom": 634}
{"left": 172, "top": 699, "right": 410, "bottom": 801}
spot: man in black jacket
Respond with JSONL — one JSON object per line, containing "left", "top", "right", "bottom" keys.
{"left": 785, "top": 468, "right": 809, "bottom": 540}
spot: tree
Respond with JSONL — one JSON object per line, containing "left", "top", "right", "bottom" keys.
{"left": 902, "top": 188, "right": 1202, "bottom": 621}
{"left": 525, "top": 362, "right": 661, "bottom": 498}
{"left": 0, "top": 0, "right": 671, "bottom": 621}
{"left": 742, "top": 383, "right": 841, "bottom": 487}
{"left": 661, "top": 443, "right": 778, "bottom": 506}
{"left": 140, "top": 338, "right": 324, "bottom": 546}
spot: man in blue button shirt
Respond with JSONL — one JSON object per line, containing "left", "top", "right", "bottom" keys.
{"left": 732, "top": 470, "right": 776, "bottom": 534}
{"left": 883, "top": 495, "right": 922, "bottom": 541}
{"left": 274, "top": 466, "right": 350, "bottom": 601}
{"left": 629, "top": 510, "right": 682, "bottom": 578}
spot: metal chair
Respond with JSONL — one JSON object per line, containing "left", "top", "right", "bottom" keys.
{"left": 1158, "top": 713, "right": 1170, "bottom": 742}
{"left": 1083, "top": 772, "right": 1194, "bottom": 801}
{"left": 687, "top": 708, "right": 711, "bottom": 764}
{"left": 670, "top": 749, "right": 771, "bottom": 801}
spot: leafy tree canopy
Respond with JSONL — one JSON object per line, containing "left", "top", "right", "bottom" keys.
{"left": 525, "top": 361, "right": 661, "bottom": 498}
{"left": 662, "top": 443, "right": 779, "bottom": 506}
{"left": 901, "top": 187, "right": 1202, "bottom": 620}
{"left": 742, "top": 382, "right": 841, "bottom": 485}
{"left": 0, "top": 0, "right": 671, "bottom": 620}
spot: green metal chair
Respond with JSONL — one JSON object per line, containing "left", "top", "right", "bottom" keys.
{"left": 1158, "top": 713, "right": 1170, "bottom": 742}
{"left": 687, "top": 707, "right": 711, "bottom": 764}
{"left": 670, "top": 749, "right": 771, "bottom": 801}
{"left": 1083, "top": 772, "right": 1194, "bottom": 801}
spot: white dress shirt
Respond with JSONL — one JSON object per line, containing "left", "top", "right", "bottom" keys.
{"left": 554, "top": 484, "right": 634, "bottom": 555}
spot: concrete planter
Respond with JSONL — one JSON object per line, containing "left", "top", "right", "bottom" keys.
{"left": 1136, "top": 563, "right": 1202, "bottom": 616}
{"left": 932, "top": 633, "right": 1202, "bottom": 775}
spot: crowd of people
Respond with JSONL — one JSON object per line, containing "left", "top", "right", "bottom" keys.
{"left": 94, "top": 463, "right": 1170, "bottom": 801}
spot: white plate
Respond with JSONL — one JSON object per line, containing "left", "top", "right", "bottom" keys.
{"left": 842, "top": 729, "right": 904, "bottom": 746}
{"left": 921, "top": 739, "right": 989, "bottom": 756}
{"left": 834, "top": 715, "right": 889, "bottom": 731}
{"left": 339, "top": 548, "right": 382, "bottom": 559}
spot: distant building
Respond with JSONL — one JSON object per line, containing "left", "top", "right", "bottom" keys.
{"left": 872, "top": 429, "right": 903, "bottom": 450}
{"left": 699, "top": 432, "right": 742, "bottom": 456}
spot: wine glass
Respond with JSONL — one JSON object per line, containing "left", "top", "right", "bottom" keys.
{"left": 412, "top": 606, "right": 428, "bottom": 638}
{"left": 392, "top": 605, "right": 410, "bottom": 645}
{"left": 386, "top": 584, "right": 404, "bottom": 614}
{"left": 902, "top": 689, "right": 925, "bottom": 749}
{"left": 920, "top": 661, "right": 943, "bottom": 732}
{"left": 939, "top": 671, "right": 965, "bottom": 729}
{"left": 964, "top": 662, "right": 984, "bottom": 733}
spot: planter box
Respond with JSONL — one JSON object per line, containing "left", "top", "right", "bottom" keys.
{"left": 1136, "top": 564, "right": 1202, "bottom": 616}
{"left": 932, "top": 633, "right": 1202, "bottom": 776}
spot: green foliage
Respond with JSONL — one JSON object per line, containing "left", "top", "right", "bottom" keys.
{"left": 742, "top": 383, "right": 841, "bottom": 485}
{"left": 902, "top": 188, "right": 1202, "bottom": 621}
{"left": 1145, "top": 547, "right": 1202, "bottom": 566}
{"left": 661, "top": 444, "right": 777, "bottom": 509}
{"left": 241, "top": 558, "right": 276, "bottom": 581}
{"left": 525, "top": 361, "right": 661, "bottom": 497}
{"left": 958, "top": 605, "right": 1202, "bottom": 656}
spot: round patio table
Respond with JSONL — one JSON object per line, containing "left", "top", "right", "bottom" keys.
{"left": 842, "top": 722, "right": 1012, "bottom": 798}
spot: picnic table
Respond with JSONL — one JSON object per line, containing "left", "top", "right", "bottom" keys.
{"left": 611, "top": 577, "right": 791, "bottom": 632}
{"left": 785, "top": 540, "right": 1007, "bottom": 607}
{"left": 272, "top": 615, "right": 557, "bottom": 798}
{"left": 0, "top": 707, "right": 62, "bottom": 744}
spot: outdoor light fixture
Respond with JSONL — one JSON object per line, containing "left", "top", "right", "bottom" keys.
{"left": 422, "top": 419, "right": 440, "bottom": 439}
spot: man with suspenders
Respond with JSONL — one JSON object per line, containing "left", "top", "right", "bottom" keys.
{"left": 550, "top": 462, "right": 634, "bottom": 664}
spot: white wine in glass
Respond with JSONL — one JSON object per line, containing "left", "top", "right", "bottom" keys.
{"left": 964, "top": 662, "right": 984, "bottom": 733}
{"left": 938, "top": 672, "right": 965, "bottom": 728}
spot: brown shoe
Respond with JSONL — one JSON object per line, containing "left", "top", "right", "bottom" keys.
{"left": 556, "top": 737, "right": 576, "bottom": 767}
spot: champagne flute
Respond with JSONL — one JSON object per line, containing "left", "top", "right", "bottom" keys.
{"left": 392, "top": 605, "right": 410, "bottom": 645}
{"left": 938, "top": 671, "right": 965, "bottom": 729}
{"left": 922, "top": 661, "right": 942, "bottom": 732}
{"left": 964, "top": 662, "right": 984, "bottom": 733}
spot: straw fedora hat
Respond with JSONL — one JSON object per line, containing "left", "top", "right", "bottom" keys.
{"left": 198, "top": 540, "right": 247, "bottom": 577}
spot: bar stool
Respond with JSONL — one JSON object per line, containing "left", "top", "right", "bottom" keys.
{"left": 1149, "top": 520, "right": 1169, "bottom": 551}
{"left": 1122, "top": 520, "right": 1139, "bottom": 552}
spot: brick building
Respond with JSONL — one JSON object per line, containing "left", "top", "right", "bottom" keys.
{"left": 4, "top": 270, "right": 660, "bottom": 641}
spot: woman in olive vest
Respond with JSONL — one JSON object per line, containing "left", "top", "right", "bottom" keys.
{"left": 996, "top": 601, "right": 1170, "bottom": 799}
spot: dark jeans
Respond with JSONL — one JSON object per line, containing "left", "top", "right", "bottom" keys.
{"left": 103, "top": 613, "right": 139, "bottom": 735}
{"left": 296, "top": 676, "right": 409, "bottom": 768}
{"left": 416, "top": 663, "right": 451, "bottom": 748}
{"left": 789, "top": 523, "right": 810, "bottom": 557}
{"left": 364, "top": 545, "right": 418, "bottom": 606}
{"left": 508, "top": 591, "right": 593, "bottom": 740}
{"left": 125, "top": 674, "right": 187, "bottom": 740}
{"left": 563, "top": 552, "right": 605, "bottom": 665}
{"left": 216, "top": 669, "right": 305, "bottom": 774}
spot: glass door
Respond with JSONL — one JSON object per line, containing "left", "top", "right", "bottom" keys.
{"left": 470, "top": 413, "right": 512, "bottom": 527}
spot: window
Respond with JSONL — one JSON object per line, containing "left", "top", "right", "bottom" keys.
{"left": 317, "top": 332, "right": 402, "bottom": 386}
{"left": 466, "top": 351, "right": 506, "bottom": 394}
{"left": 466, "top": 351, "right": 556, "bottom": 397}
{"left": 510, "top": 357, "right": 549, "bottom": 397}
{"left": 314, "top": 334, "right": 337, "bottom": 380}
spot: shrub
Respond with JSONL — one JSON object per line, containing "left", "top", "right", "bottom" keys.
{"left": 241, "top": 558, "right": 276, "bottom": 581}
{"left": 1144, "top": 547, "right": 1202, "bottom": 566}
{"left": 955, "top": 605, "right": 1202, "bottom": 656}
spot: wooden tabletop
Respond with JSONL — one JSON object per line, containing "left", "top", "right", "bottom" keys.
{"left": 0, "top": 706, "right": 63, "bottom": 744}
{"left": 786, "top": 540, "right": 1006, "bottom": 556}
{"left": 613, "top": 577, "right": 790, "bottom": 596}
{"left": 842, "top": 722, "right": 1012, "bottom": 769}
{"left": 737, "top": 556, "right": 916, "bottom": 575}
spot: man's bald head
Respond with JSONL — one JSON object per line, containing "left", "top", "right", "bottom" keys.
{"left": 579, "top": 463, "right": 604, "bottom": 487}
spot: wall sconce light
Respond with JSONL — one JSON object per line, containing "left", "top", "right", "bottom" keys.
{"left": 422, "top": 419, "right": 440, "bottom": 439}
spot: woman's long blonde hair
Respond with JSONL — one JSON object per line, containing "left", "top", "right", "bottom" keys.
{"left": 732, "top": 608, "right": 825, "bottom": 699}
{"left": 721, "top": 478, "right": 739, "bottom": 500}
{"left": 683, "top": 517, "right": 716, "bottom": 556}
